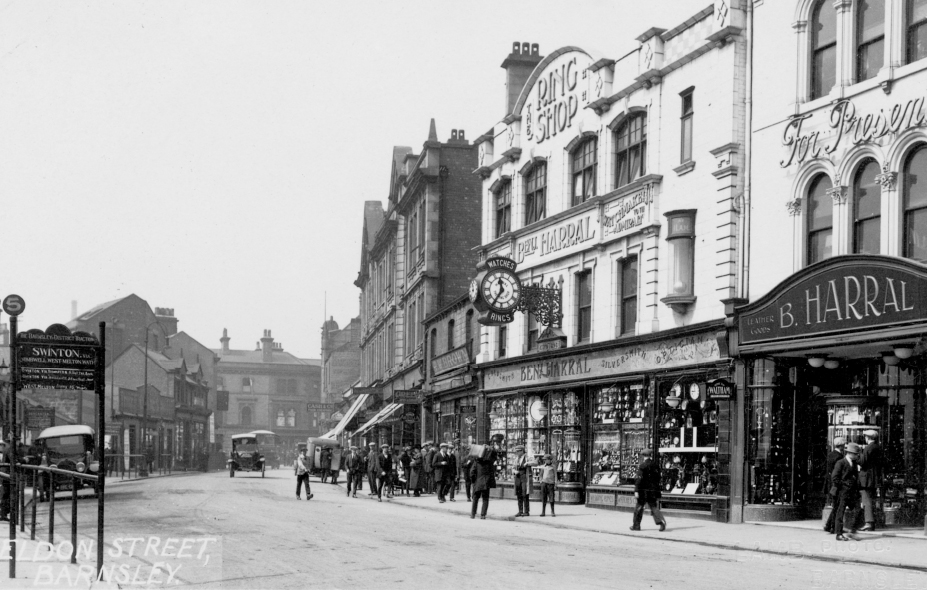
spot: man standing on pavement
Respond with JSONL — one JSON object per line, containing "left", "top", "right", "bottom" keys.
{"left": 512, "top": 445, "right": 535, "bottom": 517}
{"left": 423, "top": 441, "right": 435, "bottom": 495}
{"left": 630, "top": 449, "right": 665, "bottom": 531}
{"left": 857, "top": 430, "right": 882, "bottom": 532}
{"left": 366, "top": 442, "right": 379, "bottom": 497}
{"left": 823, "top": 437, "right": 845, "bottom": 533}
{"left": 400, "top": 446, "right": 411, "bottom": 496}
{"left": 344, "top": 446, "right": 364, "bottom": 498}
{"left": 376, "top": 444, "right": 393, "bottom": 502}
{"left": 832, "top": 442, "right": 862, "bottom": 541}
{"left": 469, "top": 440, "right": 499, "bottom": 520}
{"left": 432, "top": 442, "right": 455, "bottom": 503}
{"left": 0, "top": 440, "right": 11, "bottom": 521}
{"left": 459, "top": 445, "right": 475, "bottom": 502}
{"left": 295, "top": 448, "right": 313, "bottom": 501}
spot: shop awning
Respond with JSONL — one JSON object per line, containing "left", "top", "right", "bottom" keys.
{"left": 320, "top": 392, "right": 370, "bottom": 439}
{"left": 354, "top": 403, "right": 403, "bottom": 436}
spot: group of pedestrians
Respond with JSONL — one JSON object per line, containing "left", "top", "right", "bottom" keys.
{"left": 824, "top": 429, "right": 882, "bottom": 541}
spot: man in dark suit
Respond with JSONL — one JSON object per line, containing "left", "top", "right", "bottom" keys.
{"left": 831, "top": 442, "right": 862, "bottom": 541}
{"left": 858, "top": 430, "right": 882, "bottom": 531}
{"left": 376, "top": 445, "right": 393, "bottom": 502}
{"left": 432, "top": 442, "right": 455, "bottom": 503}
{"left": 630, "top": 449, "right": 666, "bottom": 531}
{"left": 344, "top": 446, "right": 364, "bottom": 498}
{"left": 512, "top": 445, "right": 535, "bottom": 517}
{"left": 365, "top": 442, "right": 379, "bottom": 497}
{"left": 823, "top": 436, "right": 845, "bottom": 533}
{"left": 469, "top": 441, "right": 498, "bottom": 519}
{"left": 423, "top": 442, "right": 436, "bottom": 494}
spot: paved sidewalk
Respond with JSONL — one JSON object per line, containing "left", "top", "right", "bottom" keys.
{"left": 338, "top": 483, "right": 927, "bottom": 572}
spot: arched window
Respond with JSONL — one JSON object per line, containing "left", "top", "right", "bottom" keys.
{"left": 857, "top": 0, "right": 885, "bottom": 82}
{"left": 276, "top": 409, "right": 285, "bottom": 427}
{"left": 495, "top": 180, "right": 512, "bottom": 237}
{"left": 525, "top": 162, "right": 547, "bottom": 225}
{"left": 811, "top": 0, "right": 837, "bottom": 99}
{"left": 447, "top": 319, "right": 455, "bottom": 350}
{"left": 240, "top": 406, "right": 252, "bottom": 427}
{"left": 807, "top": 175, "right": 834, "bottom": 264}
{"left": 615, "top": 114, "right": 647, "bottom": 187}
{"left": 287, "top": 409, "right": 296, "bottom": 427}
{"left": 903, "top": 146, "right": 927, "bottom": 261}
{"left": 908, "top": 0, "right": 927, "bottom": 62}
{"left": 853, "top": 159, "right": 881, "bottom": 254}
{"left": 571, "top": 138, "right": 597, "bottom": 206}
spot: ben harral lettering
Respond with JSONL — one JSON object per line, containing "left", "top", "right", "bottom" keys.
{"left": 778, "top": 275, "right": 913, "bottom": 328}
{"left": 516, "top": 216, "right": 595, "bottom": 264}
{"left": 520, "top": 357, "right": 592, "bottom": 382}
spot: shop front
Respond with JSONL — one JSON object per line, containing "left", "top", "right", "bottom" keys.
{"left": 480, "top": 322, "right": 733, "bottom": 516}
{"left": 733, "top": 256, "right": 927, "bottom": 527}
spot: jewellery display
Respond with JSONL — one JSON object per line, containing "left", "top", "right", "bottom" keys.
{"left": 590, "top": 382, "right": 651, "bottom": 486}
{"left": 658, "top": 380, "right": 719, "bottom": 495}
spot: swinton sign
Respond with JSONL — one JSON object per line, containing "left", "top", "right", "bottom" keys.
{"left": 738, "top": 256, "right": 927, "bottom": 345}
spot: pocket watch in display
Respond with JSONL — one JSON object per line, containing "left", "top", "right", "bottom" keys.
{"left": 481, "top": 267, "right": 521, "bottom": 312}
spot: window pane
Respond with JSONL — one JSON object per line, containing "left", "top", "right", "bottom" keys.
{"left": 858, "top": 0, "right": 885, "bottom": 43}
{"left": 681, "top": 116, "right": 693, "bottom": 162}
{"left": 855, "top": 217, "right": 881, "bottom": 254}
{"left": 669, "top": 238, "right": 694, "bottom": 295}
{"left": 855, "top": 160, "right": 882, "bottom": 220}
{"left": 616, "top": 153, "right": 627, "bottom": 186}
{"left": 813, "top": 45, "right": 837, "bottom": 98}
{"left": 579, "top": 273, "right": 592, "bottom": 306}
{"left": 858, "top": 38, "right": 884, "bottom": 81}
{"left": 579, "top": 308, "right": 591, "bottom": 341}
{"left": 808, "top": 175, "right": 833, "bottom": 231}
{"left": 621, "top": 258, "right": 638, "bottom": 298}
{"left": 906, "top": 208, "right": 927, "bottom": 260}
{"left": 629, "top": 146, "right": 641, "bottom": 182}
{"left": 912, "top": 0, "right": 927, "bottom": 23}
{"left": 813, "top": 0, "right": 837, "bottom": 48}
{"left": 622, "top": 297, "right": 637, "bottom": 335}
{"left": 904, "top": 146, "right": 927, "bottom": 209}
{"left": 809, "top": 229, "right": 833, "bottom": 263}
{"left": 908, "top": 20, "right": 927, "bottom": 62}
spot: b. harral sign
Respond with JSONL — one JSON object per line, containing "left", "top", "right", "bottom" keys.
{"left": 737, "top": 256, "right": 927, "bottom": 346}
{"left": 16, "top": 324, "right": 101, "bottom": 390}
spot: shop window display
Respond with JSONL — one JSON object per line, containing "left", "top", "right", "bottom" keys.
{"left": 590, "top": 382, "right": 652, "bottom": 486}
{"left": 658, "top": 380, "right": 719, "bottom": 495}
{"left": 747, "top": 359, "right": 797, "bottom": 505}
{"left": 488, "top": 390, "right": 584, "bottom": 484}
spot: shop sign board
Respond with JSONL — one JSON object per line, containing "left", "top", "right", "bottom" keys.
{"left": 401, "top": 406, "right": 417, "bottom": 425}
{"left": 483, "top": 332, "right": 720, "bottom": 391}
{"left": 602, "top": 183, "right": 655, "bottom": 241}
{"left": 393, "top": 390, "right": 423, "bottom": 404}
{"left": 432, "top": 345, "right": 470, "bottom": 376}
{"left": 459, "top": 405, "right": 477, "bottom": 414}
{"left": 514, "top": 214, "right": 597, "bottom": 268}
{"left": 738, "top": 257, "right": 927, "bottom": 346}
{"left": 16, "top": 325, "right": 100, "bottom": 390}
{"left": 307, "top": 403, "right": 335, "bottom": 411}
{"left": 706, "top": 378, "right": 734, "bottom": 400}
{"left": 25, "top": 408, "right": 55, "bottom": 430}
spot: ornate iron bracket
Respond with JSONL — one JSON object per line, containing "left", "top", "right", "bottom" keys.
{"left": 516, "top": 276, "right": 564, "bottom": 328}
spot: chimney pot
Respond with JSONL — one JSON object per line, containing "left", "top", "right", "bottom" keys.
{"left": 521, "top": 42, "right": 529, "bottom": 54}
{"left": 459, "top": 130, "right": 465, "bottom": 140}
{"left": 512, "top": 41, "right": 520, "bottom": 54}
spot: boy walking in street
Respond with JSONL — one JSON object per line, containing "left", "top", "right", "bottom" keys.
{"left": 295, "top": 448, "right": 313, "bottom": 501}
{"left": 539, "top": 454, "right": 556, "bottom": 517}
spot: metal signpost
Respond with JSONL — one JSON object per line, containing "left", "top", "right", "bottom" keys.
{"left": 7, "top": 313, "right": 106, "bottom": 579}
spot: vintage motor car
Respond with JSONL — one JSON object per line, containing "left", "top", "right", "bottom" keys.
{"left": 228, "top": 432, "right": 267, "bottom": 477}
{"left": 34, "top": 425, "right": 100, "bottom": 494}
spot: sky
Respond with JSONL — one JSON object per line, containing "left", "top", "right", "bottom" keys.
{"left": 0, "top": 0, "right": 714, "bottom": 359}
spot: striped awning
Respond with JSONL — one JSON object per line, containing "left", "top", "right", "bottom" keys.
{"left": 354, "top": 403, "right": 403, "bottom": 436}
{"left": 320, "top": 392, "right": 370, "bottom": 439}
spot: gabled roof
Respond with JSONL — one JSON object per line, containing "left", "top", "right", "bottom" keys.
{"left": 210, "top": 348, "right": 312, "bottom": 366}
{"left": 66, "top": 295, "right": 137, "bottom": 328}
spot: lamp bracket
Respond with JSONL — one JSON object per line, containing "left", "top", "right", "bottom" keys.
{"left": 517, "top": 283, "right": 563, "bottom": 328}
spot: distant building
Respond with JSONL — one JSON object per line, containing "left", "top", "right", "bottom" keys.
{"left": 213, "top": 329, "right": 321, "bottom": 450}
{"left": 319, "top": 316, "right": 360, "bottom": 431}
{"left": 163, "top": 331, "right": 221, "bottom": 454}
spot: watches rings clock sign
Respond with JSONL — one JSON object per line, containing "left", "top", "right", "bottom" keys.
{"left": 481, "top": 267, "right": 521, "bottom": 313}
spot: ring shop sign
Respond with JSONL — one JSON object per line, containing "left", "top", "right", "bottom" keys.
{"left": 737, "top": 256, "right": 927, "bottom": 346}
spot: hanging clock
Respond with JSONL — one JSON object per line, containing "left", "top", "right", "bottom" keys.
{"left": 481, "top": 266, "right": 522, "bottom": 313}
{"left": 469, "top": 278, "right": 480, "bottom": 304}
{"left": 689, "top": 383, "right": 702, "bottom": 401}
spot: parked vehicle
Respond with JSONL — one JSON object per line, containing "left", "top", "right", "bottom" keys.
{"left": 34, "top": 425, "right": 99, "bottom": 494}
{"left": 306, "top": 437, "right": 342, "bottom": 475}
{"left": 228, "top": 433, "right": 267, "bottom": 477}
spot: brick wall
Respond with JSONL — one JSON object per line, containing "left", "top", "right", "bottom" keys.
{"left": 438, "top": 144, "right": 481, "bottom": 308}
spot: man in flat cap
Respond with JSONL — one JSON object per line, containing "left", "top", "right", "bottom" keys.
{"left": 376, "top": 444, "right": 393, "bottom": 501}
{"left": 433, "top": 442, "right": 455, "bottom": 503}
{"left": 831, "top": 442, "right": 862, "bottom": 541}
{"left": 823, "top": 436, "right": 846, "bottom": 533}
{"left": 365, "top": 442, "right": 379, "bottom": 496}
{"left": 423, "top": 441, "right": 436, "bottom": 495}
{"left": 512, "top": 445, "right": 535, "bottom": 517}
{"left": 630, "top": 449, "right": 666, "bottom": 531}
{"left": 857, "top": 430, "right": 882, "bottom": 531}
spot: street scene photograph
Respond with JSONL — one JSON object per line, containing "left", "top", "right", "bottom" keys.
{"left": 2, "top": 0, "right": 927, "bottom": 588}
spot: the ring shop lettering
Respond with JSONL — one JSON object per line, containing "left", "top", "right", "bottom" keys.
{"left": 525, "top": 57, "right": 580, "bottom": 145}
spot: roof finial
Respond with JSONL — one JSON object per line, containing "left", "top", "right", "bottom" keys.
{"left": 428, "top": 118, "right": 437, "bottom": 142}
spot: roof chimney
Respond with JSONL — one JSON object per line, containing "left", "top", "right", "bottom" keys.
{"left": 501, "top": 42, "right": 543, "bottom": 116}
{"left": 220, "top": 328, "right": 230, "bottom": 355}
{"left": 261, "top": 329, "right": 274, "bottom": 363}
{"left": 155, "top": 307, "right": 179, "bottom": 337}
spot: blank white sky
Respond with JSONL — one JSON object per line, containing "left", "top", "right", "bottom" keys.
{"left": 0, "top": 0, "right": 712, "bottom": 358}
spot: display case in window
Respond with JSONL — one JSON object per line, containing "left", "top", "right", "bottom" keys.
{"left": 746, "top": 359, "right": 795, "bottom": 505}
{"left": 658, "top": 381, "right": 719, "bottom": 495}
{"left": 589, "top": 382, "right": 651, "bottom": 486}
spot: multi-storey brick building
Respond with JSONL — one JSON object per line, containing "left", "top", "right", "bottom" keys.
{"left": 471, "top": 1, "right": 747, "bottom": 516}
{"left": 346, "top": 121, "right": 481, "bottom": 447}
{"left": 212, "top": 329, "right": 321, "bottom": 451}
{"left": 319, "top": 316, "right": 361, "bottom": 432}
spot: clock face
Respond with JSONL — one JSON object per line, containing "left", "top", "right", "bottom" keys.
{"left": 468, "top": 278, "right": 480, "bottom": 304}
{"left": 481, "top": 268, "right": 521, "bottom": 312}
{"left": 689, "top": 384, "right": 701, "bottom": 400}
